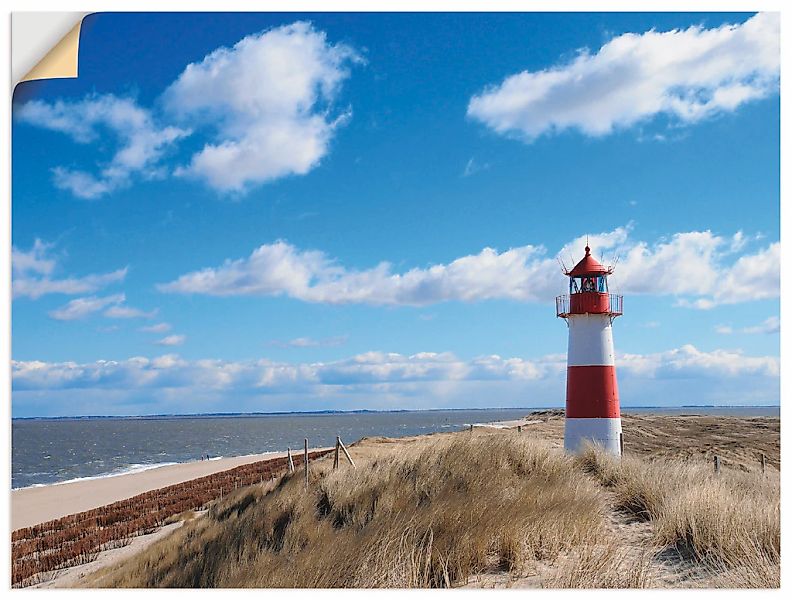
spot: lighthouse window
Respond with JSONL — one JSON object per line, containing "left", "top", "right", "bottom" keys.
{"left": 570, "top": 276, "right": 607, "bottom": 293}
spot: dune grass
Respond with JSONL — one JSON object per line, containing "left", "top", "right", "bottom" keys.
{"left": 87, "top": 433, "right": 779, "bottom": 589}
{"left": 574, "top": 445, "right": 780, "bottom": 587}
{"left": 89, "top": 434, "right": 610, "bottom": 588}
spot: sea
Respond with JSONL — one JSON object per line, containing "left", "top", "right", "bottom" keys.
{"left": 11, "top": 406, "right": 779, "bottom": 490}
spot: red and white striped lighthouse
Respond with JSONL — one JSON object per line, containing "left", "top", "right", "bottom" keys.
{"left": 556, "top": 245, "right": 623, "bottom": 456}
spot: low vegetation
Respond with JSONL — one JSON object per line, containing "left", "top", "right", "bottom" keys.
{"left": 88, "top": 435, "right": 615, "bottom": 587}
{"left": 575, "top": 446, "right": 780, "bottom": 587}
{"left": 82, "top": 430, "right": 780, "bottom": 589}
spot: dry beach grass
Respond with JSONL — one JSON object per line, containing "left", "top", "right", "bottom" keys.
{"left": 81, "top": 420, "right": 780, "bottom": 589}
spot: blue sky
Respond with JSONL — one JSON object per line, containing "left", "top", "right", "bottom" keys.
{"left": 11, "top": 12, "right": 779, "bottom": 417}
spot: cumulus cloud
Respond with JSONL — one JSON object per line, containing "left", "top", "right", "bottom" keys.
{"left": 158, "top": 239, "right": 558, "bottom": 304}
{"left": 468, "top": 13, "right": 779, "bottom": 140}
{"left": 155, "top": 334, "right": 186, "bottom": 346}
{"left": 619, "top": 344, "right": 779, "bottom": 378}
{"left": 13, "top": 239, "right": 127, "bottom": 299}
{"left": 163, "top": 21, "right": 362, "bottom": 193}
{"left": 11, "top": 345, "right": 778, "bottom": 395}
{"left": 158, "top": 227, "right": 778, "bottom": 309}
{"left": 12, "top": 345, "right": 779, "bottom": 416}
{"left": 15, "top": 94, "right": 189, "bottom": 198}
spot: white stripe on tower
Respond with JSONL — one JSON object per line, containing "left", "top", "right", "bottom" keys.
{"left": 567, "top": 314, "right": 615, "bottom": 366}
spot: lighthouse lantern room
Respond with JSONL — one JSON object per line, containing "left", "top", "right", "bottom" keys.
{"left": 556, "top": 244, "right": 623, "bottom": 456}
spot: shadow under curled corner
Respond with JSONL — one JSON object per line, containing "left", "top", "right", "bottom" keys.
{"left": 12, "top": 12, "right": 90, "bottom": 104}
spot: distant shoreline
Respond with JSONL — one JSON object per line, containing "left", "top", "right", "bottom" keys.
{"left": 11, "top": 404, "right": 781, "bottom": 420}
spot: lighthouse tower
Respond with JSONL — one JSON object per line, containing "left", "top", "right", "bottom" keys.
{"left": 556, "top": 245, "right": 623, "bottom": 456}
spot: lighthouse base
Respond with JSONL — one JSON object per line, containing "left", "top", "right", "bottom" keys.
{"left": 564, "top": 417, "right": 622, "bottom": 456}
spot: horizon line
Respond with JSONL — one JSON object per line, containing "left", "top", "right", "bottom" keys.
{"left": 12, "top": 404, "right": 781, "bottom": 420}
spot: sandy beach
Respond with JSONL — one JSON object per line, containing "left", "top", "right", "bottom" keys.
{"left": 12, "top": 448, "right": 329, "bottom": 531}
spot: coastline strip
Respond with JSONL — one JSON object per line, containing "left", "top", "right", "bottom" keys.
{"left": 12, "top": 448, "right": 332, "bottom": 586}
{"left": 12, "top": 449, "right": 327, "bottom": 531}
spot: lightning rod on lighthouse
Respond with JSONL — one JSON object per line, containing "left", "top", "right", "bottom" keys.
{"left": 556, "top": 244, "right": 623, "bottom": 456}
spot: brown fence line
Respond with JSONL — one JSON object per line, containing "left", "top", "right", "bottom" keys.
{"left": 12, "top": 449, "right": 331, "bottom": 587}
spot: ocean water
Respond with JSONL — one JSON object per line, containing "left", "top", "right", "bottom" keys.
{"left": 11, "top": 406, "right": 778, "bottom": 489}
{"left": 11, "top": 408, "right": 529, "bottom": 489}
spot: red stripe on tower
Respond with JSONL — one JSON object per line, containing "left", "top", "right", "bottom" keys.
{"left": 565, "top": 366, "right": 620, "bottom": 418}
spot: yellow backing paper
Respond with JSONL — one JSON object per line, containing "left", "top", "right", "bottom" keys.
{"left": 21, "top": 19, "right": 83, "bottom": 83}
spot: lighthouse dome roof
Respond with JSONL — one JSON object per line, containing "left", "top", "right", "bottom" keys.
{"left": 568, "top": 246, "right": 609, "bottom": 276}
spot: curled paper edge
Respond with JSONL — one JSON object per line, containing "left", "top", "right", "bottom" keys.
{"left": 18, "top": 15, "right": 87, "bottom": 85}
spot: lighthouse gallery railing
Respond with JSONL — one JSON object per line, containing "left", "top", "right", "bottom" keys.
{"left": 556, "top": 293, "right": 623, "bottom": 318}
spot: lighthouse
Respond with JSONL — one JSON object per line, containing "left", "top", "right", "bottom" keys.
{"left": 556, "top": 244, "right": 623, "bottom": 456}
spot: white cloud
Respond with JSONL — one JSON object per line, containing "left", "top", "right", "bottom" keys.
{"left": 619, "top": 344, "right": 779, "bottom": 378}
{"left": 270, "top": 335, "right": 348, "bottom": 348}
{"left": 49, "top": 293, "right": 126, "bottom": 321}
{"left": 140, "top": 322, "right": 172, "bottom": 333}
{"left": 11, "top": 345, "right": 778, "bottom": 394}
{"left": 13, "top": 268, "right": 128, "bottom": 300}
{"left": 11, "top": 239, "right": 55, "bottom": 276}
{"left": 15, "top": 94, "right": 189, "bottom": 199}
{"left": 163, "top": 21, "right": 361, "bottom": 193}
{"left": 462, "top": 157, "right": 490, "bottom": 177}
{"left": 13, "top": 240, "right": 127, "bottom": 300}
{"left": 48, "top": 291, "right": 156, "bottom": 321}
{"left": 104, "top": 305, "right": 158, "bottom": 319}
{"left": 156, "top": 334, "right": 186, "bottom": 346}
{"left": 158, "top": 227, "right": 778, "bottom": 309}
{"left": 12, "top": 345, "right": 779, "bottom": 416}
{"left": 158, "top": 239, "right": 558, "bottom": 305}
{"left": 743, "top": 316, "right": 780, "bottom": 334}
{"left": 468, "top": 13, "right": 779, "bottom": 141}
{"left": 716, "top": 316, "right": 780, "bottom": 335}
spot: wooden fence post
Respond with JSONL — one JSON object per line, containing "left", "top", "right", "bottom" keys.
{"left": 469, "top": 424, "right": 473, "bottom": 433}
{"left": 338, "top": 437, "right": 356, "bottom": 468}
{"left": 714, "top": 455, "right": 721, "bottom": 474}
{"left": 334, "top": 436, "right": 340, "bottom": 469}
{"left": 287, "top": 447, "right": 295, "bottom": 474}
{"left": 619, "top": 432, "right": 624, "bottom": 457}
{"left": 517, "top": 425, "right": 522, "bottom": 433}
{"left": 304, "top": 438, "right": 309, "bottom": 489}
{"left": 760, "top": 453, "right": 766, "bottom": 474}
